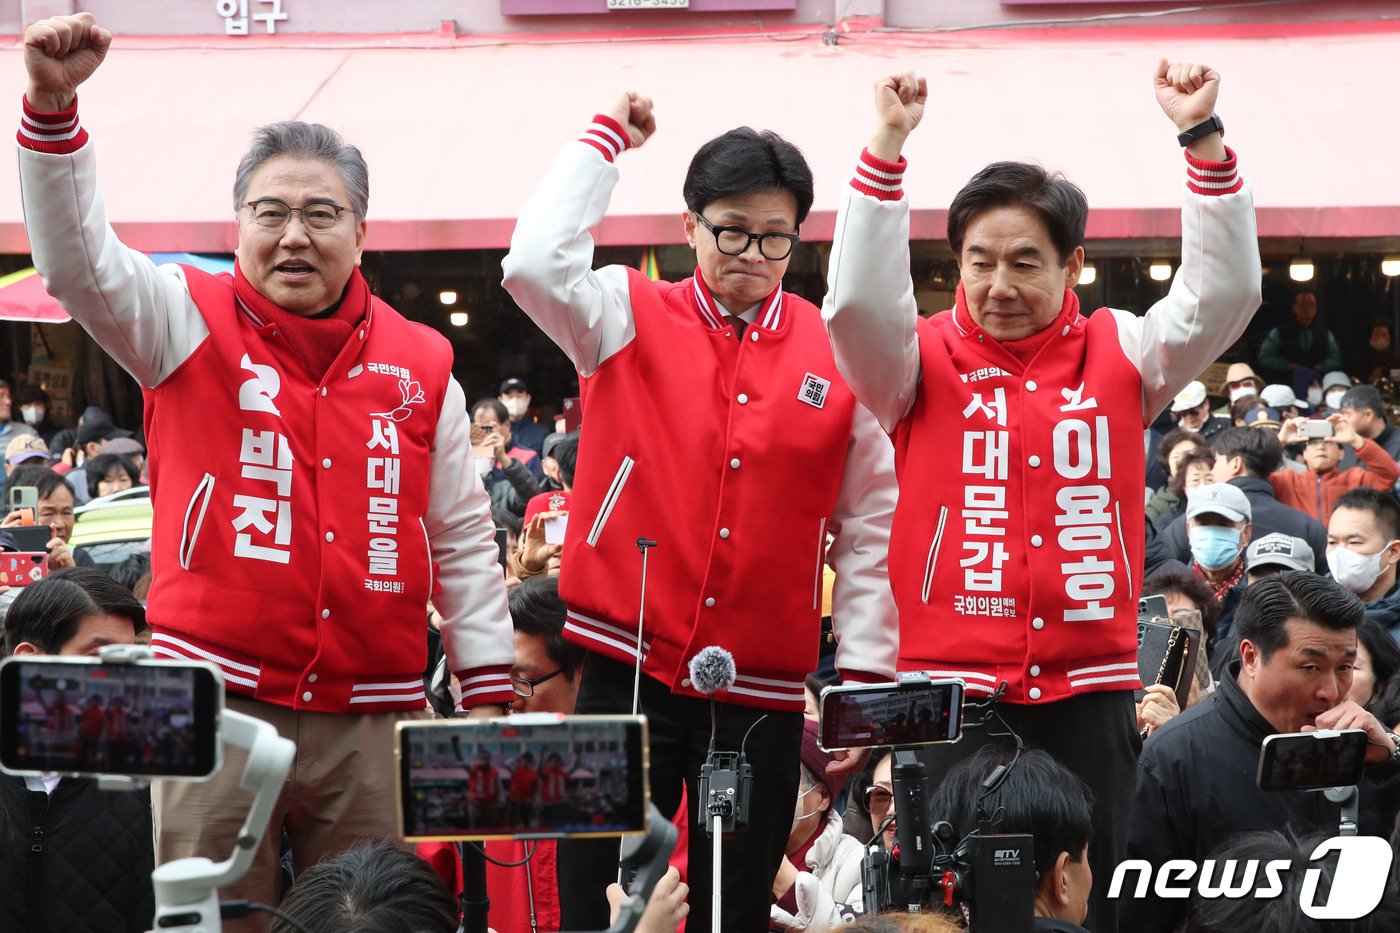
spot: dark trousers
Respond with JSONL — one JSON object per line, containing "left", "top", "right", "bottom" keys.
{"left": 556, "top": 652, "right": 803, "bottom": 931}
{"left": 913, "top": 690, "right": 1140, "bottom": 933}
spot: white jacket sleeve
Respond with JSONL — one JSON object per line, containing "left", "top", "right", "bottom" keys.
{"left": 18, "top": 140, "right": 209, "bottom": 389}
{"left": 827, "top": 405, "right": 899, "bottom": 682}
{"left": 1106, "top": 159, "right": 1262, "bottom": 421}
{"left": 500, "top": 140, "right": 636, "bottom": 376}
{"left": 427, "top": 377, "right": 516, "bottom": 698}
{"left": 822, "top": 154, "right": 922, "bottom": 433}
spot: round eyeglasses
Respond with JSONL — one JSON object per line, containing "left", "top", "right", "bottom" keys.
{"left": 245, "top": 198, "right": 351, "bottom": 233}
{"left": 694, "top": 212, "right": 799, "bottom": 261}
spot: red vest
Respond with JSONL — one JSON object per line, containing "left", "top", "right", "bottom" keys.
{"left": 891, "top": 292, "right": 1146, "bottom": 704}
{"left": 145, "top": 267, "right": 451, "bottom": 712}
{"left": 560, "top": 271, "right": 857, "bottom": 710}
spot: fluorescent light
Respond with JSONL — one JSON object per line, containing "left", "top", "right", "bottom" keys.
{"left": 1148, "top": 262, "right": 1172, "bottom": 282}
{"left": 449, "top": 311, "right": 469, "bottom": 327}
{"left": 1078, "top": 264, "right": 1097, "bottom": 286}
{"left": 1383, "top": 258, "right": 1400, "bottom": 277}
{"left": 1289, "top": 260, "right": 1314, "bottom": 282}
{"left": 438, "top": 290, "right": 458, "bottom": 305}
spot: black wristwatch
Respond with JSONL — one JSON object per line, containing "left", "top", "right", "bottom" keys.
{"left": 1177, "top": 114, "right": 1224, "bottom": 147}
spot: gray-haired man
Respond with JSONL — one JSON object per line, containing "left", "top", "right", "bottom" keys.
{"left": 18, "top": 12, "right": 513, "bottom": 917}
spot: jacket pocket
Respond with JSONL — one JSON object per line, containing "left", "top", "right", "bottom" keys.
{"left": 587, "top": 455, "right": 636, "bottom": 548}
{"left": 419, "top": 517, "right": 434, "bottom": 595}
{"left": 921, "top": 506, "right": 949, "bottom": 605}
{"left": 179, "top": 473, "right": 216, "bottom": 570}
{"left": 812, "top": 517, "right": 828, "bottom": 611}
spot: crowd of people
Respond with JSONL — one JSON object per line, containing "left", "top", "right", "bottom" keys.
{"left": 6, "top": 10, "right": 1400, "bottom": 933}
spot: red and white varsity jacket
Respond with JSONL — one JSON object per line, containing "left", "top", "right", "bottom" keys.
{"left": 502, "top": 116, "right": 899, "bottom": 711}
{"left": 17, "top": 99, "right": 514, "bottom": 712}
{"left": 824, "top": 147, "right": 1261, "bottom": 705}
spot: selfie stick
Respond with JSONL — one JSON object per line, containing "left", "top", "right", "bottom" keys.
{"left": 579, "top": 802, "right": 677, "bottom": 933}
{"left": 150, "top": 708, "right": 296, "bottom": 933}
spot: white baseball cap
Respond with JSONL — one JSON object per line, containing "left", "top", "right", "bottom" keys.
{"left": 1186, "top": 483, "right": 1252, "bottom": 524}
{"left": 1171, "top": 381, "right": 1208, "bottom": 413}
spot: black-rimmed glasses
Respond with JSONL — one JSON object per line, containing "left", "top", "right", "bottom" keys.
{"left": 245, "top": 198, "right": 351, "bottom": 233}
{"left": 510, "top": 668, "right": 565, "bottom": 698}
{"left": 694, "top": 213, "right": 799, "bottom": 261}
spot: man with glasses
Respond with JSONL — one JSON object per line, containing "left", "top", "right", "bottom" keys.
{"left": 503, "top": 92, "right": 898, "bottom": 931}
{"left": 16, "top": 13, "right": 513, "bottom": 918}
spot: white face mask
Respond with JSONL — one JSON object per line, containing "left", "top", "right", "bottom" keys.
{"left": 1307, "top": 387, "right": 1324, "bottom": 407}
{"left": 1228, "top": 385, "right": 1258, "bottom": 403}
{"left": 1325, "top": 390, "right": 1347, "bottom": 410}
{"left": 1327, "top": 544, "right": 1396, "bottom": 595}
{"left": 502, "top": 397, "right": 529, "bottom": 420}
{"left": 20, "top": 405, "right": 43, "bottom": 425}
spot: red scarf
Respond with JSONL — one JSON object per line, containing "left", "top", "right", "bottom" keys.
{"left": 233, "top": 260, "right": 370, "bottom": 382}
{"left": 953, "top": 285, "right": 1077, "bottom": 367}
{"left": 1192, "top": 559, "right": 1246, "bottom": 603}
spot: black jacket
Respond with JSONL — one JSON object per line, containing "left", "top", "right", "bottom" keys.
{"left": 1123, "top": 663, "right": 1400, "bottom": 933}
{"left": 0, "top": 775, "right": 154, "bottom": 932}
{"left": 1365, "top": 580, "right": 1400, "bottom": 643}
{"left": 1144, "top": 476, "right": 1329, "bottom": 578}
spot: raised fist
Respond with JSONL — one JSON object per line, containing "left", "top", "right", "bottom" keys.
{"left": 1154, "top": 59, "right": 1220, "bottom": 134}
{"left": 874, "top": 71, "right": 927, "bottom": 138}
{"left": 24, "top": 13, "right": 111, "bottom": 112}
{"left": 602, "top": 91, "right": 657, "bottom": 150}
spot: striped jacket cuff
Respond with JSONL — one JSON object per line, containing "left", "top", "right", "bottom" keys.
{"left": 453, "top": 664, "right": 514, "bottom": 710}
{"left": 580, "top": 114, "right": 629, "bottom": 163}
{"left": 1185, "top": 145, "right": 1241, "bottom": 196}
{"left": 838, "top": 668, "right": 893, "bottom": 685}
{"left": 19, "top": 94, "right": 87, "bottom": 154}
{"left": 851, "top": 148, "right": 906, "bottom": 201}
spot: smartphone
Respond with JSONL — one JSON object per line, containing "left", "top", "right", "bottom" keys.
{"left": 7, "top": 525, "right": 53, "bottom": 553}
{"left": 396, "top": 714, "right": 649, "bottom": 841}
{"left": 561, "top": 397, "right": 582, "bottom": 433}
{"left": 0, "top": 656, "right": 223, "bottom": 779}
{"left": 819, "top": 675, "right": 964, "bottom": 751}
{"left": 494, "top": 527, "right": 509, "bottom": 570}
{"left": 0, "top": 552, "right": 48, "bottom": 587}
{"left": 1138, "top": 594, "right": 1170, "bottom": 623}
{"left": 1300, "top": 420, "right": 1335, "bottom": 440}
{"left": 7, "top": 486, "right": 37, "bottom": 526}
{"left": 544, "top": 514, "right": 568, "bottom": 545}
{"left": 1256, "top": 729, "right": 1367, "bottom": 792}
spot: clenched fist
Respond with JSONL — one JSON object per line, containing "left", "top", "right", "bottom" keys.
{"left": 601, "top": 91, "right": 657, "bottom": 151}
{"left": 868, "top": 70, "right": 927, "bottom": 162}
{"left": 1154, "top": 59, "right": 1225, "bottom": 160}
{"left": 24, "top": 13, "right": 111, "bottom": 112}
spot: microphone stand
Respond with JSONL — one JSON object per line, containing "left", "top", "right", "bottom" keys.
{"left": 619, "top": 537, "right": 658, "bottom": 889}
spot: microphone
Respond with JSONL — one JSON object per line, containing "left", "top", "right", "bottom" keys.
{"left": 688, "top": 646, "right": 736, "bottom": 699}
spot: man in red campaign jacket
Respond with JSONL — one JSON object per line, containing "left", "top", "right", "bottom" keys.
{"left": 17, "top": 13, "right": 514, "bottom": 919}
{"left": 504, "top": 93, "right": 899, "bottom": 930}
{"left": 823, "top": 64, "right": 1261, "bottom": 931}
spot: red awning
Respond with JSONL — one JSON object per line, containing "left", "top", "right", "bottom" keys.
{"left": 0, "top": 20, "right": 1395, "bottom": 250}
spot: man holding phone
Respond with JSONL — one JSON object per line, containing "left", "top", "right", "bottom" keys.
{"left": 1125, "top": 572, "right": 1400, "bottom": 933}
{"left": 17, "top": 12, "right": 514, "bottom": 919}
{"left": 1270, "top": 416, "right": 1400, "bottom": 523}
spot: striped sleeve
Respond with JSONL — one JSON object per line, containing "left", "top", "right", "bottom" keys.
{"left": 18, "top": 95, "right": 87, "bottom": 154}
{"left": 453, "top": 664, "right": 515, "bottom": 710}
{"left": 1185, "top": 145, "right": 1242, "bottom": 196}
{"left": 850, "top": 148, "right": 906, "bottom": 201}
{"left": 579, "top": 114, "right": 629, "bottom": 163}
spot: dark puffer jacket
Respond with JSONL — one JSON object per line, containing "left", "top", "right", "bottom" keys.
{"left": 0, "top": 775, "right": 154, "bottom": 932}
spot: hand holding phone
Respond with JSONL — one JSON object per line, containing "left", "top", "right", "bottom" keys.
{"left": 5, "top": 487, "right": 37, "bottom": 526}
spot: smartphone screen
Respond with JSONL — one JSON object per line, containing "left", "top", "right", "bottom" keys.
{"left": 1256, "top": 729, "right": 1367, "bottom": 792}
{"left": 819, "top": 679, "right": 964, "bottom": 751}
{"left": 0, "top": 657, "right": 222, "bottom": 779}
{"left": 397, "top": 715, "right": 648, "bottom": 841}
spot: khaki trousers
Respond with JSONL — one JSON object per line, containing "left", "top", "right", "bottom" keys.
{"left": 153, "top": 696, "right": 426, "bottom": 931}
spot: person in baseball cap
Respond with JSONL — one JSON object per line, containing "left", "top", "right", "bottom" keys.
{"left": 1260, "top": 383, "right": 1308, "bottom": 419}
{"left": 5, "top": 433, "right": 49, "bottom": 473}
{"left": 1246, "top": 532, "right": 1315, "bottom": 583}
{"left": 1321, "top": 371, "right": 1352, "bottom": 412}
{"left": 772, "top": 718, "right": 867, "bottom": 931}
{"left": 1171, "top": 381, "right": 1229, "bottom": 439}
{"left": 498, "top": 378, "right": 549, "bottom": 457}
{"left": 1243, "top": 406, "right": 1281, "bottom": 431}
{"left": 1186, "top": 482, "right": 1252, "bottom": 590}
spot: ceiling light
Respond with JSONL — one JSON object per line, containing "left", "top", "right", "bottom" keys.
{"left": 438, "top": 290, "right": 458, "bottom": 306}
{"left": 1289, "top": 259, "right": 1314, "bottom": 283}
{"left": 449, "top": 311, "right": 469, "bottom": 327}
{"left": 1383, "top": 258, "right": 1400, "bottom": 277}
{"left": 1078, "top": 264, "right": 1097, "bottom": 286}
{"left": 1148, "top": 262, "right": 1172, "bottom": 282}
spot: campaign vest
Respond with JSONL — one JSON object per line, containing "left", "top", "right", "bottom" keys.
{"left": 891, "top": 294, "right": 1146, "bottom": 704}
{"left": 559, "top": 270, "right": 857, "bottom": 710}
{"left": 144, "top": 267, "right": 451, "bottom": 712}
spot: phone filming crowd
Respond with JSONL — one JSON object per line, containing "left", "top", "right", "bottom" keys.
{"left": 5, "top": 11, "right": 1400, "bottom": 933}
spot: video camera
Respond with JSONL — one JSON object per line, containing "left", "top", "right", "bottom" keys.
{"left": 840, "top": 676, "right": 1037, "bottom": 933}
